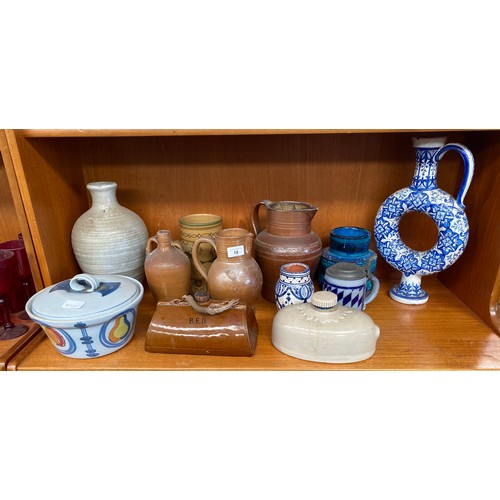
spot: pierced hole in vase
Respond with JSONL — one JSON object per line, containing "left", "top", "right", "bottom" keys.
{"left": 399, "top": 212, "right": 439, "bottom": 251}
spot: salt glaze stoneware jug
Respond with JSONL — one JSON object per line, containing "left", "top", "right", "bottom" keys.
{"left": 374, "top": 137, "right": 474, "bottom": 304}
{"left": 252, "top": 200, "right": 322, "bottom": 302}
{"left": 71, "top": 182, "right": 149, "bottom": 283}
{"left": 275, "top": 262, "right": 315, "bottom": 310}
{"left": 272, "top": 291, "right": 380, "bottom": 363}
{"left": 144, "top": 230, "right": 191, "bottom": 302}
{"left": 192, "top": 228, "right": 263, "bottom": 306}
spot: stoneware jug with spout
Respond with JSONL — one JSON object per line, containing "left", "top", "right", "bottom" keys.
{"left": 192, "top": 228, "right": 263, "bottom": 306}
{"left": 374, "top": 136, "right": 474, "bottom": 304}
{"left": 252, "top": 199, "right": 322, "bottom": 302}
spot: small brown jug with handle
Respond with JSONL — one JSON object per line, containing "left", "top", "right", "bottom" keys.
{"left": 252, "top": 199, "right": 322, "bottom": 302}
{"left": 192, "top": 228, "right": 263, "bottom": 306}
{"left": 145, "top": 230, "right": 191, "bottom": 302}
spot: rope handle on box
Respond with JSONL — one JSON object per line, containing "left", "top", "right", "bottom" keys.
{"left": 168, "top": 295, "right": 239, "bottom": 315}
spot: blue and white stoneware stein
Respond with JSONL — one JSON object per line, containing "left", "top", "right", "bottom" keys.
{"left": 374, "top": 136, "right": 474, "bottom": 305}
{"left": 318, "top": 226, "right": 378, "bottom": 295}
{"left": 275, "top": 262, "right": 315, "bottom": 310}
{"left": 323, "top": 262, "right": 379, "bottom": 310}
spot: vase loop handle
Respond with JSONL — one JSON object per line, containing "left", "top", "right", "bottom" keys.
{"left": 435, "top": 143, "right": 475, "bottom": 209}
{"left": 146, "top": 235, "right": 158, "bottom": 255}
{"left": 191, "top": 236, "right": 217, "bottom": 282}
{"left": 251, "top": 200, "right": 272, "bottom": 235}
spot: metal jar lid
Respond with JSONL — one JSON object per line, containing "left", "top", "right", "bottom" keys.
{"left": 26, "top": 273, "right": 143, "bottom": 324}
{"left": 325, "top": 262, "right": 365, "bottom": 281}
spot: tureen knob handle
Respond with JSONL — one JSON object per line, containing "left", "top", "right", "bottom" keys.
{"left": 69, "top": 274, "right": 101, "bottom": 292}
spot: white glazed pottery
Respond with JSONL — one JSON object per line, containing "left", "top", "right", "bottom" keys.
{"left": 272, "top": 291, "right": 380, "bottom": 363}
{"left": 71, "top": 181, "right": 149, "bottom": 282}
{"left": 275, "top": 262, "right": 314, "bottom": 310}
{"left": 374, "top": 137, "right": 474, "bottom": 305}
{"left": 25, "top": 273, "right": 144, "bottom": 359}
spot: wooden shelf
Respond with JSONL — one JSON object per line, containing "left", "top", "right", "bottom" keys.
{"left": 17, "top": 129, "right": 474, "bottom": 138}
{"left": 2, "top": 128, "right": 499, "bottom": 370}
{"left": 0, "top": 313, "right": 40, "bottom": 370}
{"left": 8, "top": 278, "right": 500, "bottom": 370}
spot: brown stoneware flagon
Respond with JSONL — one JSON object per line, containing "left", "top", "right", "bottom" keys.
{"left": 252, "top": 199, "right": 322, "bottom": 302}
{"left": 144, "top": 230, "right": 191, "bottom": 302}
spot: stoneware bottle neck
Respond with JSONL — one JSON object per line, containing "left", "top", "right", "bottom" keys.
{"left": 87, "top": 182, "right": 119, "bottom": 209}
{"left": 156, "top": 230, "right": 174, "bottom": 251}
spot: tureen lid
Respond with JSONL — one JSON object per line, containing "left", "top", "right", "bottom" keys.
{"left": 26, "top": 273, "right": 143, "bottom": 323}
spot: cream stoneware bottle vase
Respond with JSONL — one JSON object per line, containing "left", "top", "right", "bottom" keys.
{"left": 374, "top": 137, "right": 474, "bottom": 305}
{"left": 71, "top": 182, "right": 149, "bottom": 282}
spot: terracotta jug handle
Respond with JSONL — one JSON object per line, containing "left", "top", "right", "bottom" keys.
{"left": 146, "top": 235, "right": 158, "bottom": 255}
{"left": 192, "top": 236, "right": 216, "bottom": 282}
{"left": 172, "top": 240, "right": 183, "bottom": 251}
{"left": 251, "top": 200, "right": 271, "bottom": 235}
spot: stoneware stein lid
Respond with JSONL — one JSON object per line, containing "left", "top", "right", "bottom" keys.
{"left": 326, "top": 262, "right": 365, "bottom": 281}
{"left": 26, "top": 273, "right": 143, "bottom": 325}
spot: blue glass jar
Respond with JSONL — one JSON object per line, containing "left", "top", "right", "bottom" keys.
{"left": 317, "top": 226, "right": 377, "bottom": 294}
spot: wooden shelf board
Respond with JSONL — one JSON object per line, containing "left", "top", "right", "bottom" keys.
{"left": 17, "top": 129, "right": 477, "bottom": 138}
{"left": 0, "top": 314, "right": 40, "bottom": 370}
{"left": 7, "top": 278, "right": 500, "bottom": 371}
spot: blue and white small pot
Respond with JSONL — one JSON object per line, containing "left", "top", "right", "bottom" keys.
{"left": 323, "top": 262, "right": 379, "bottom": 310}
{"left": 275, "top": 263, "right": 315, "bottom": 310}
{"left": 25, "top": 273, "right": 144, "bottom": 359}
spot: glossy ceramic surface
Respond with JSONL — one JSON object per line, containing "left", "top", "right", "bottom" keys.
{"left": 323, "top": 262, "right": 379, "bottom": 310}
{"left": 275, "top": 262, "right": 314, "bottom": 310}
{"left": 26, "top": 273, "right": 144, "bottom": 359}
{"left": 317, "top": 226, "right": 378, "bottom": 296}
{"left": 374, "top": 137, "right": 475, "bottom": 304}
{"left": 145, "top": 298, "right": 258, "bottom": 356}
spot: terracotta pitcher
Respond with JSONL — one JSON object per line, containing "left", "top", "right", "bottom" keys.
{"left": 252, "top": 200, "right": 322, "bottom": 302}
{"left": 192, "top": 228, "right": 263, "bottom": 306}
{"left": 145, "top": 230, "right": 191, "bottom": 302}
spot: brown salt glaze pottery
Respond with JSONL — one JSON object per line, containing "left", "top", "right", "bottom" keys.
{"left": 144, "top": 230, "right": 191, "bottom": 302}
{"left": 192, "top": 228, "right": 263, "bottom": 306}
{"left": 145, "top": 298, "right": 258, "bottom": 356}
{"left": 252, "top": 199, "right": 322, "bottom": 302}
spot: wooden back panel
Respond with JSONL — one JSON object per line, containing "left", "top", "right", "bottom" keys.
{"left": 440, "top": 131, "right": 500, "bottom": 330}
{"left": 12, "top": 129, "right": 497, "bottom": 330}
{"left": 0, "top": 137, "right": 22, "bottom": 240}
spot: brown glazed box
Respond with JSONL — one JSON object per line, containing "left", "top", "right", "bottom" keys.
{"left": 145, "top": 299, "right": 258, "bottom": 356}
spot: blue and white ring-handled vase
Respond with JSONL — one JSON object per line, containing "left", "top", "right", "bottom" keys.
{"left": 374, "top": 137, "right": 474, "bottom": 305}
